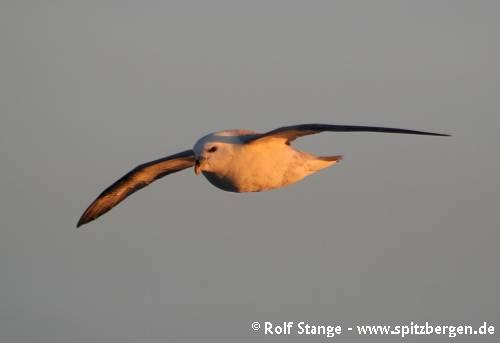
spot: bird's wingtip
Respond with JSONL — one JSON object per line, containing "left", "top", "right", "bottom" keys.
{"left": 76, "top": 214, "right": 90, "bottom": 228}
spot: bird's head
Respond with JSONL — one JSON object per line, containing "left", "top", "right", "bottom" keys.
{"left": 192, "top": 131, "right": 243, "bottom": 176}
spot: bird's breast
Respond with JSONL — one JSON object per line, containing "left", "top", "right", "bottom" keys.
{"left": 202, "top": 145, "right": 306, "bottom": 193}
{"left": 202, "top": 171, "right": 240, "bottom": 192}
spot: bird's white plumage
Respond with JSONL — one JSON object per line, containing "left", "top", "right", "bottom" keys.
{"left": 193, "top": 131, "right": 340, "bottom": 192}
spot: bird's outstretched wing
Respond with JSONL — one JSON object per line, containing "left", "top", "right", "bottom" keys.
{"left": 77, "top": 149, "right": 195, "bottom": 227}
{"left": 249, "top": 124, "right": 450, "bottom": 144}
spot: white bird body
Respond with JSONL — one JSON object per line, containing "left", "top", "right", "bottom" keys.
{"left": 195, "top": 131, "right": 340, "bottom": 192}
{"left": 77, "top": 123, "right": 449, "bottom": 227}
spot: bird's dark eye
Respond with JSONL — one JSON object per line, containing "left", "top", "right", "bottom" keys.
{"left": 207, "top": 146, "right": 218, "bottom": 153}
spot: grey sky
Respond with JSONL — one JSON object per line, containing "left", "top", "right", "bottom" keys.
{"left": 1, "top": 1, "right": 499, "bottom": 342}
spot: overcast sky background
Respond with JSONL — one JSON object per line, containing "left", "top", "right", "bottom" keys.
{"left": 1, "top": 1, "right": 499, "bottom": 342}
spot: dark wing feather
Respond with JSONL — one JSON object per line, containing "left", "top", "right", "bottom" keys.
{"left": 249, "top": 124, "right": 450, "bottom": 144}
{"left": 77, "top": 149, "right": 195, "bottom": 227}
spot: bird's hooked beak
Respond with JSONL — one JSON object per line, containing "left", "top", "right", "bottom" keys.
{"left": 194, "top": 157, "right": 204, "bottom": 175}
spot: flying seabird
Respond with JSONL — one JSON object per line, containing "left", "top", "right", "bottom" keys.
{"left": 77, "top": 123, "right": 449, "bottom": 227}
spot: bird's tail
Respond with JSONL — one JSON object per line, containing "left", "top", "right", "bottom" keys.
{"left": 306, "top": 154, "right": 343, "bottom": 173}
{"left": 317, "top": 155, "right": 343, "bottom": 162}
